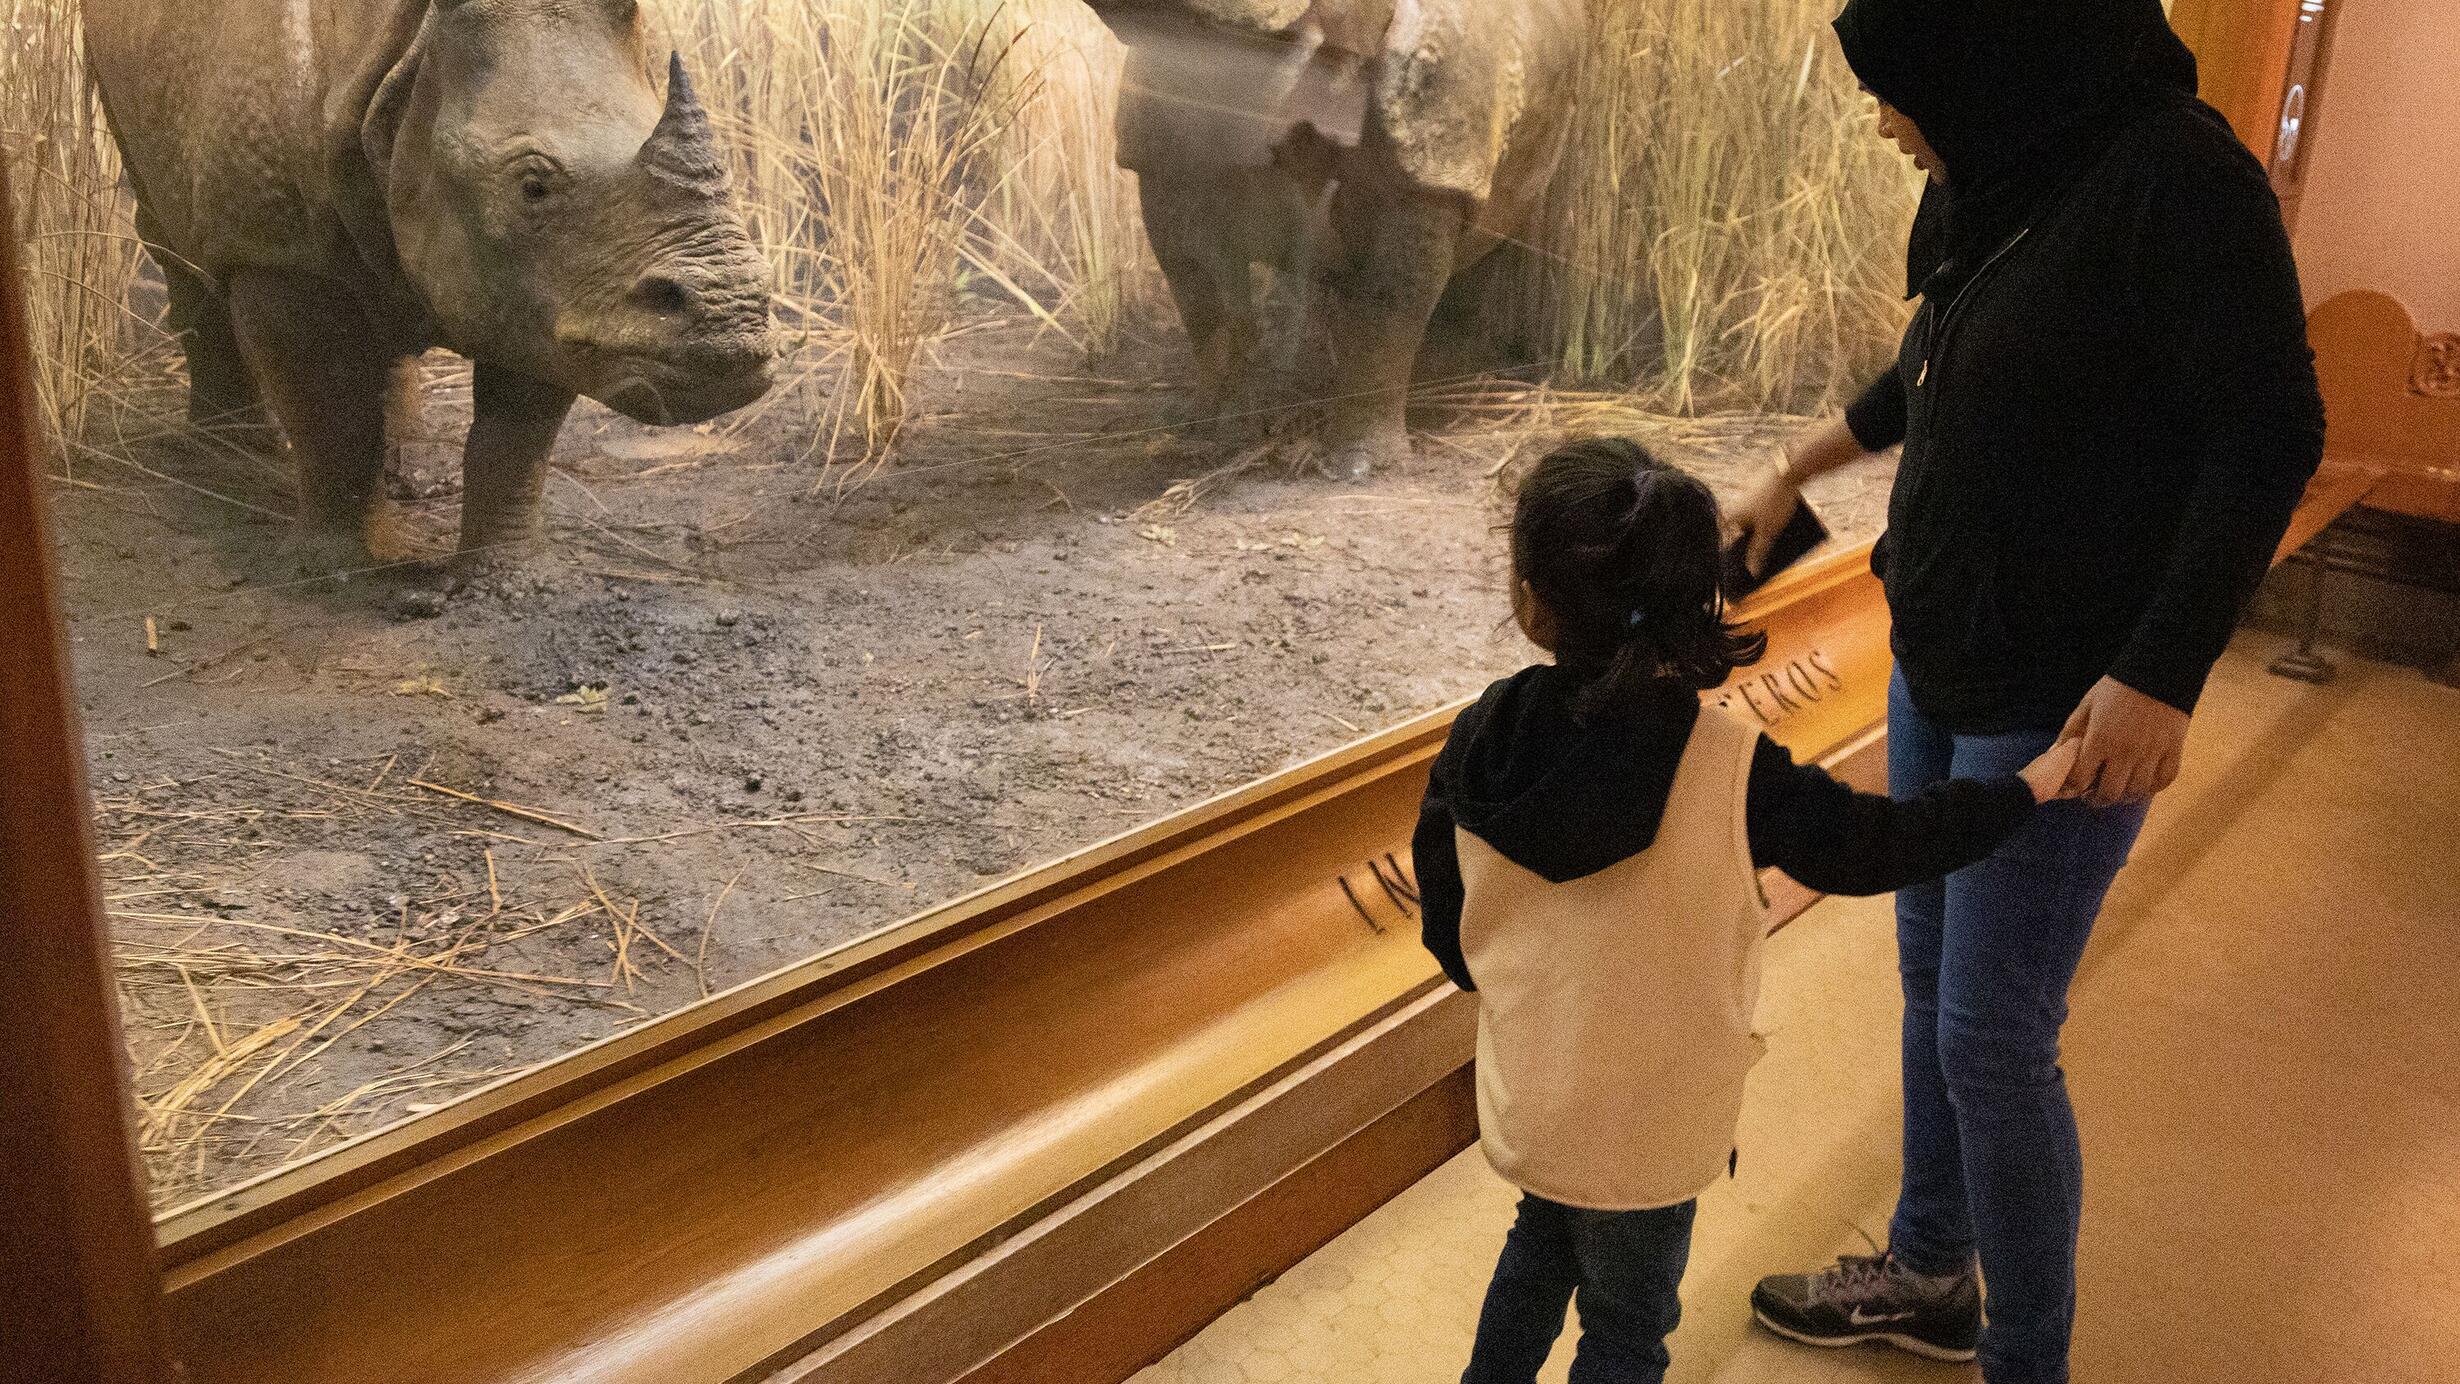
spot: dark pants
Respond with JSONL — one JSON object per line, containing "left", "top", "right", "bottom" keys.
{"left": 1463, "top": 1193, "right": 1695, "bottom": 1384}
{"left": 1884, "top": 671, "right": 2150, "bottom": 1384}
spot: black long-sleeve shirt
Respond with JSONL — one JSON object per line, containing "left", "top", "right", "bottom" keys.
{"left": 1846, "top": 93, "right": 2325, "bottom": 731}
{"left": 1413, "top": 667, "right": 2033, "bottom": 993}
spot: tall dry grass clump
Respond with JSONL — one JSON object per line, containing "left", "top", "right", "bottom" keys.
{"left": 665, "top": 0, "right": 1151, "bottom": 482}
{"left": 1502, "top": 0, "right": 1923, "bottom": 414}
{"left": 1, "top": 0, "right": 150, "bottom": 456}
{"left": 978, "top": 2, "right": 1156, "bottom": 358}
{"left": 669, "top": 0, "right": 1019, "bottom": 482}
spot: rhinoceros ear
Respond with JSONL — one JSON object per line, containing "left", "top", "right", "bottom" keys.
{"left": 360, "top": 19, "right": 428, "bottom": 179}
{"left": 322, "top": 5, "right": 430, "bottom": 297}
{"left": 1371, "top": 0, "right": 1535, "bottom": 204}
{"left": 638, "top": 52, "right": 729, "bottom": 198}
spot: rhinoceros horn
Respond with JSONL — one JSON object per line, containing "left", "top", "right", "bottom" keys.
{"left": 639, "top": 52, "right": 728, "bottom": 197}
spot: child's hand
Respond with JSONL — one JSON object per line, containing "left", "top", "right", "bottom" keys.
{"left": 2019, "top": 737, "right": 2084, "bottom": 804}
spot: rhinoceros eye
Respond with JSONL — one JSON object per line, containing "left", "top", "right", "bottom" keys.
{"left": 510, "top": 156, "right": 564, "bottom": 211}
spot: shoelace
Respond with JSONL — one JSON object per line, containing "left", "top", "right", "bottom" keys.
{"left": 1811, "top": 1253, "right": 1899, "bottom": 1308}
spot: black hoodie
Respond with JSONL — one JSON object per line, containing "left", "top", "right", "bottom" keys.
{"left": 1833, "top": 0, "right": 2326, "bottom": 732}
{"left": 1412, "top": 664, "right": 2036, "bottom": 993}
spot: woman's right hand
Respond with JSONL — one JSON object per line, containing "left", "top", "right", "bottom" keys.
{"left": 1735, "top": 415, "right": 1866, "bottom": 574}
{"left": 1730, "top": 457, "right": 1804, "bottom": 577}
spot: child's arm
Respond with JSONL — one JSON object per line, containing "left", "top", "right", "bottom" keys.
{"left": 1411, "top": 786, "right": 1474, "bottom": 992}
{"left": 1745, "top": 737, "right": 2076, "bottom": 896}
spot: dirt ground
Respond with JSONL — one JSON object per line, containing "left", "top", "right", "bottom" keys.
{"left": 52, "top": 308, "right": 1895, "bottom": 1209}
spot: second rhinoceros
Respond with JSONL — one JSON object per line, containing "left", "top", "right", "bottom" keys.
{"left": 84, "top": 0, "right": 777, "bottom": 569}
{"left": 1087, "top": 0, "right": 1583, "bottom": 477}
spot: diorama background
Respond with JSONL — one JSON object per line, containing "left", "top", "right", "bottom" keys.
{"left": 3, "top": 0, "right": 1918, "bottom": 1207}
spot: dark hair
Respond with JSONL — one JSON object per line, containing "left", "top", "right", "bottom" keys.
{"left": 1509, "top": 436, "right": 1765, "bottom": 722}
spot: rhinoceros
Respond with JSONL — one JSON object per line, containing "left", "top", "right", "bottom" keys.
{"left": 1086, "top": 0, "right": 1583, "bottom": 477}
{"left": 84, "top": 0, "right": 776, "bottom": 568}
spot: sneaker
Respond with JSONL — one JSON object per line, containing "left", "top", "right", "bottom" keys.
{"left": 1749, "top": 1252, "right": 1982, "bottom": 1362}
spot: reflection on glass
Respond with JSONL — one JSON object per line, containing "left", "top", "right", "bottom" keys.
{"left": 7, "top": 0, "right": 1916, "bottom": 1211}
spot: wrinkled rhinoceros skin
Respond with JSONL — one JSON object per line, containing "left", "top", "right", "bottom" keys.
{"left": 1086, "top": 0, "right": 1583, "bottom": 478}
{"left": 83, "top": 0, "right": 777, "bottom": 570}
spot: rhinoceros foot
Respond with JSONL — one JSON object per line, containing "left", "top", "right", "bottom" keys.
{"left": 443, "top": 538, "right": 538, "bottom": 582}
{"left": 1323, "top": 428, "right": 1411, "bottom": 483}
{"left": 286, "top": 499, "right": 419, "bottom": 581}
{"left": 1177, "top": 383, "right": 1279, "bottom": 447}
{"left": 286, "top": 526, "right": 382, "bottom": 580}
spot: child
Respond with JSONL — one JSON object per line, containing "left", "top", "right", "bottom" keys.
{"left": 1412, "top": 437, "right": 2078, "bottom": 1383}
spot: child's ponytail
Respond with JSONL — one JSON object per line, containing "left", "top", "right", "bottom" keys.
{"left": 1510, "top": 437, "right": 1766, "bottom": 724}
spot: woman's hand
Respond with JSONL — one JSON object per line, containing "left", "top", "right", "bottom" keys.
{"left": 2056, "top": 676, "right": 2190, "bottom": 807}
{"left": 1732, "top": 416, "right": 1867, "bottom": 574}
{"left": 2018, "top": 737, "right": 2084, "bottom": 804}
{"left": 1730, "top": 461, "right": 1804, "bottom": 576}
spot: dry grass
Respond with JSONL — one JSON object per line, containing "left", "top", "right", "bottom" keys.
{"left": 667, "top": 0, "right": 1146, "bottom": 483}
{"left": 978, "top": 2, "right": 1159, "bottom": 358}
{"left": 0, "top": 0, "right": 154, "bottom": 448}
{"left": 94, "top": 764, "right": 683, "bottom": 1207}
{"left": 8, "top": 0, "right": 1913, "bottom": 482}
{"left": 94, "top": 745, "right": 924, "bottom": 1207}
{"left": 1488, "top": 0, "right": 1924, "bottom": 414}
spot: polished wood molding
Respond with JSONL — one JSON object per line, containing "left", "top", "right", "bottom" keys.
{"left": 0, "top": 166, "right": 181, "bottom": 1384}
{"left": 778, "top": 988, "right": 1480, "bottom": 1384}
{"left": 952, "top": 1065, "right": 1481, "bottom": 1384}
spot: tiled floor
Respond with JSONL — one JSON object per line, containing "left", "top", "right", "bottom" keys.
{"left": 1133, "top": 636, "right": 2460, "bottom": 1384}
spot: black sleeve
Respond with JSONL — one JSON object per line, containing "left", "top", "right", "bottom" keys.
{"left": 1745, "top": 737, "right": 2035, "bottom": 896}
{"left": 1412, "top": 783, "right": 1472, "bottom": 992}
{"left": 1843, "top": 368, "right": 1908, "bottom": 453}
{"left": 2107, "top": 143, "right": 2328, "bottom": 714}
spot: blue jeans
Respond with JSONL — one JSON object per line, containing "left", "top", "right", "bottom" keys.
{"left": 1463, "top": 1194, "right": 1695, "bottom": 1384}
{"left": 1884, "top": 671, "right": 2149, "bottom": 1384}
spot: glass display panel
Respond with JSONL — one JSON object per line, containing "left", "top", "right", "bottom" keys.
{"left": 4, "top": 0, "right": 1913, "bottom": 1212}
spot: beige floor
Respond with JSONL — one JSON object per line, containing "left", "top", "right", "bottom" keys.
{"left": 1133, "top": 635, "right": 2460, "bottom": 1384}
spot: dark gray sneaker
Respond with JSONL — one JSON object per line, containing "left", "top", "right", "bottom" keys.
{"left": 1750, "top": 1253, "right": 1982, "bottom": 1361}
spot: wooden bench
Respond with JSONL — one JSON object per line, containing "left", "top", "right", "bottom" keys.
{"left": 2268, "top": 291, "right": 2460, "bottom": 683}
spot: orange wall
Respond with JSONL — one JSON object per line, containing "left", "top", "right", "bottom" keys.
{"left": 2290, "top": 0, "right": 2460, "bottom": 328}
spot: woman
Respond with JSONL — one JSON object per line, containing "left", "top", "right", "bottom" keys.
{"left": 1731, "top": 2, "right": 2325, "bottom": 1382}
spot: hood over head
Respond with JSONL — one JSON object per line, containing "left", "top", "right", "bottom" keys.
{"left": 1831, "top": 0, "right": 2198, "bottom": 295}
{"left": 1434, "top": 665, "right": 1701, "bottom": 884}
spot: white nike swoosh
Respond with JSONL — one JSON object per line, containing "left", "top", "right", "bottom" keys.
{"left": 1846, "top": 1306, "right": 1917, "bottom": 1326}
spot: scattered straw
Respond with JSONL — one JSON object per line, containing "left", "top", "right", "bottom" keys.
{"left": 407, "top": 778, "right": 603, "bottom": 841}
{"left": 697, "top": 870, "right": 743, "bottom": 999}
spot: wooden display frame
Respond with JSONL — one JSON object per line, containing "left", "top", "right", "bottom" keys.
{"left": 0, "top": 162, "right": 182, "bottom": 1384}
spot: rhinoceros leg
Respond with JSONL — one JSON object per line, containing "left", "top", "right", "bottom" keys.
{"left": 137, "top": 205, "right": 273, "bottom": 449}
{"left": 225, "top": 271, "right": 407, "bottom": 572}
{"left": 1139, "top": 175, "right": 1263, "bottom": 439}
{"left": 457, "top": 365, "right": 574, "bottom": 560}
{"left": 1318, "top": 182, "right": 1463, "bottom": 481}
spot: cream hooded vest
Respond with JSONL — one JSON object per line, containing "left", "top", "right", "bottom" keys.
{"left": 1456, "top": 705, "right": 1770, "bottom": 1211}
